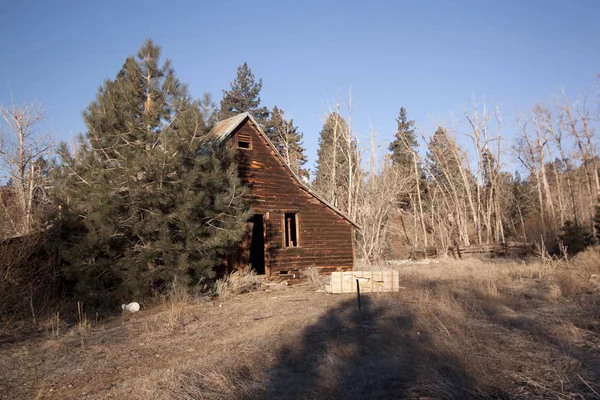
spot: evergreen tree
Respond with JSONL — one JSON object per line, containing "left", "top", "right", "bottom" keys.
{"left": 388, "top": 107, "right": 418, "bottom": 169}
{"left": 558, "top": 220, "right": 594, "bottom": 255}
{"left": 219, "top": 62, "right": 269, "bottom": 126}
{"left": 312, "top": 112, "right": 358, "bottom": 212}
{"left": 426, "top": 127, "right": 464, "bottom": 192}
{"left": 505, "top": 171, "right": 530, "bottom": 240}
{"left": 263, "top": 106, "right": 309, "bottom": 181}
{"left": 52, "top": 40, "right": 251, "bottom": 306}
{"left": 388, "top": 107, "right": 421, "bottom": 210}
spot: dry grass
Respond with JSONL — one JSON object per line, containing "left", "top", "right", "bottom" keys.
{"left": 171, "top": 366, "right": 265, "bottom": 400}
{"left": 373, "top": 249, "right": 600, "bottom": 398}
{"left": 1, "top": 249, "right": 599, "bottom": 399}
{"left": 0, "top": 233, "right": 58, "bottom": 338}
{"left": 215, "top": 266, "right": 265, "bottom": 299}
{"left": 300, "top": 265, "right": 324, "bottom": 290}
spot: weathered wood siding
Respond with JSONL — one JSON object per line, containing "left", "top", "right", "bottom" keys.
{"left": 230, "top": 118, "right": 355, "bottom": 276}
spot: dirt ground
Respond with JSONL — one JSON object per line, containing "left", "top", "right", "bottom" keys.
{"left": 0, "top": 283, "right": 352, "bottom": 399}
{"left": 1, "top": 256, "right": 600, "bottom": 399}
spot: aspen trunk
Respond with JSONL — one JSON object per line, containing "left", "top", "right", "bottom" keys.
{"left": 547, "top": 109, "right": 578, "bottom": 225}
{"left": 534, "top": 122, "right": 556, "bottom": 226}
{"left": 414, "top": 152, "right": 428, "bottom": 249}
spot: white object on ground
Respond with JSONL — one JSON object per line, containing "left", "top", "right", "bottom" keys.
{"left": 122, "top": 302, "right": 140, "bottom": 313}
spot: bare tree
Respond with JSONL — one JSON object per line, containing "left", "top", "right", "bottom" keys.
{"left": 426, "top": 125, "right": 474, "bottom": 246}
{"left": 356, "top": 128, "right": 409, "bottom": 262}
{"left": 343, "top": 92, "right": 361, "bottom": 221}
{"left": 464, "top": 101, "right": 505, "bottom": 244}
{"left": 0, "top": 96, "right": 54, "bottom": 236}
{"left": 515, "top": 117, "right": 548, "bottom": 238}
{"left": 541, "top": 104, "right": 578, "bottom": 225}
{"left": 557, "top": 91, "right": 597, "bottom": 230}
{"left": 530, "top": 105, "right": 566, "bottom": 226}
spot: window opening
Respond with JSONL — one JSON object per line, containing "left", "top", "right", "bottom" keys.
{"left": 284, "top": 213, "right": 299, "bottom": 247}
{"left": 237, "top": 132, "right": 252, "bottom": 149}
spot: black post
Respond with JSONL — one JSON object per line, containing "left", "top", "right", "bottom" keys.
{"left": 356, "top": 279, "right": 361, "bottom": 310}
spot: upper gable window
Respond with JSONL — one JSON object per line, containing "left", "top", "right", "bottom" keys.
{"left": 237, "top": 131, "right": 252, "bottom": 150}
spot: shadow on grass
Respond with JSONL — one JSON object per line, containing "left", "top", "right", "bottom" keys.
{"left": 177, "top": 277, "right": 599, "bottom": 399}
{"left": 243, "top": 295, "right": 478, "bottom": 400}
{"left": 410, "top": 277, "right": 600, "bottom": 398}
{"left": 472, "top": 288, "right": 600, "bottom": 396}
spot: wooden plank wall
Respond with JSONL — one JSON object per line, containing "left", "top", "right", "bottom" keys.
{"left": 231, "top": 118, "right": 355, "bottom": 276}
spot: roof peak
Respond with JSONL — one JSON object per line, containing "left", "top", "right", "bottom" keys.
{"left": 209, "top": 112, "right": 253, "bottom": 142}
{"left": 208, "top": 112, "right": 360, "bottom": 229}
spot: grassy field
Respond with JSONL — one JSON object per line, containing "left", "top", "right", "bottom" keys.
{"left": 1, "top": 249, "right": 600, "bottom": 399}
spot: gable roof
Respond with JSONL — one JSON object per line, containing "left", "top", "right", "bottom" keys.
{"left": 209, "top": 112, "right": 360, "bottom": 229}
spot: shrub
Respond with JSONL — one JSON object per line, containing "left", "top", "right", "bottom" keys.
{"left": 557, "top": 220, "right": 594, "bottom": 256}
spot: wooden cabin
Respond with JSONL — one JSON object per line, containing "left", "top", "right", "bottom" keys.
{"left": 210, "top": 112, "right": 359, "bottom": 277}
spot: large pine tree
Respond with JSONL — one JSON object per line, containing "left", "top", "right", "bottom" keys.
{"left": 426, "top": 127, "right": 463, "bottom": 192}
{"left": 388, "top": 107, "right": 418, "bottom": 170}
{"left": 312, "top": 112, "right": 358, "bottom": 212}
{"left": 263, "top": 106, "right": 309, "bottom": 181}
{"left": 219, "top": 62, "right": 269, "bottom": 126}
{"left": 387, "top": 107, "right": 421, "bottom": 210}
{"left": 52, "top": 40, "right": 251, "bottom": 305}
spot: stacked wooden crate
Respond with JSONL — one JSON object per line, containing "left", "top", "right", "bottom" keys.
{"left": 326, "top": 271, "right": 400, "bottom": 294}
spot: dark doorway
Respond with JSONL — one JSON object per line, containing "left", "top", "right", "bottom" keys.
{"left": 249, "top": 214, "right": 265, "bottom": 274}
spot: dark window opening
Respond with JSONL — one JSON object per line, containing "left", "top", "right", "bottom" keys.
{"left": 237, "top": 132, "right": 252, "bottom": 149}
{"left": 284, "top": 213, "right": 299, "bottom": 248}
{"left": 279, "top": 270, "right": 289, "bottom": 275}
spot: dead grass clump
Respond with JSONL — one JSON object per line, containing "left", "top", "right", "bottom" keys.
{"left": 215, "top": 267, "right": 264, "bottom": 299}
{"left": 167, "top": 277, "right": 194, "bottom": 304}
{"left": 301, "top": 265, "right": 324, "bottom": 289}
{"left": 43, "top": 310, "right": 63, "bottom": 339}
{"left": 546, "top": 282, "right": 563, "bottom": 299}
{"left": 164, "top": 299, "right": 188, "bottom": 332}
{"left": 552, "top": 271, "right": 587, "bottom": 298}
{"left": 170, "top": 366, "right": 265, "bottom": 400}
{"left": 549, "top": 319, "right": 585, "bottom": 344}
{"left": 570, "top": 246, "right": 600, "bottom": 271}
{"left": 479, "top": 279, "right": 502, "bottom": 300}
{"left": 547, "top": 246, "right": 600, "bottom": 299}
{"left": 152, "top": 279, "right": 192, "bottom": 332}
{"left": 157, "top": 278, "right": 221, "bottom": 333}
{"left": 506, "top": 259, "right": 550, "bottom": 280}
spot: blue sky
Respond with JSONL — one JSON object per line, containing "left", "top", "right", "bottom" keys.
{"left": 1, "top": 0, "right": 599, "bottom": 172}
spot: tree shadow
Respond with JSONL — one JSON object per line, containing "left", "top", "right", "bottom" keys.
{"left": 243, "top": 294, "right": 478, "bottom": 400}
